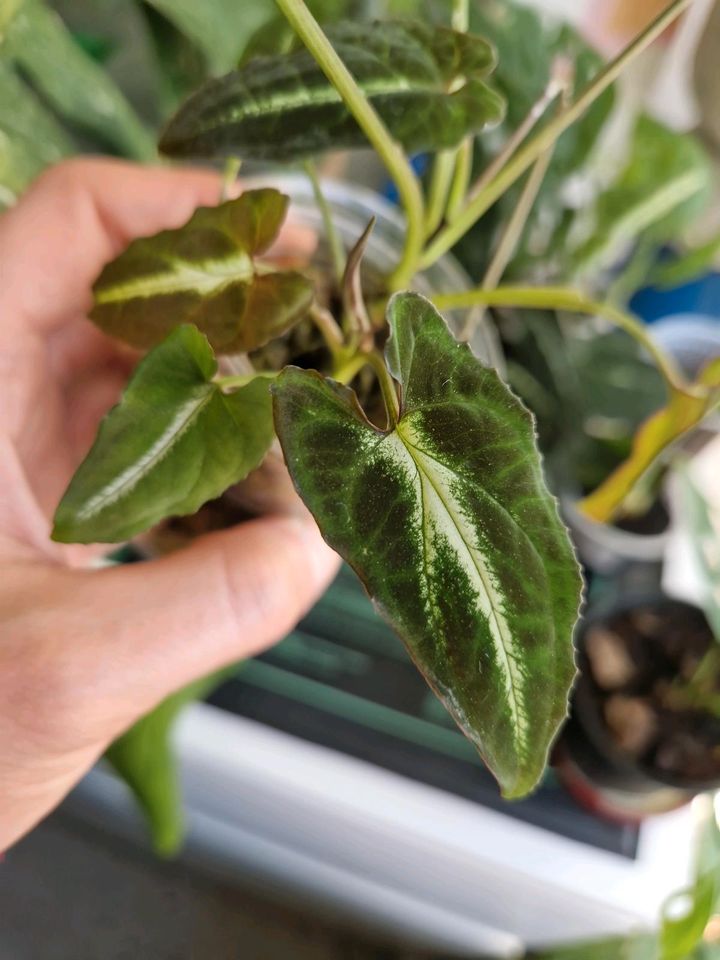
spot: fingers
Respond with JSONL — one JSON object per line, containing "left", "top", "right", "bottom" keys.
{"left": 0, "top": 158, "right": 223, "bottom": 334}
{"left": 41, "top": 514, "right": 340, "bottom": 741}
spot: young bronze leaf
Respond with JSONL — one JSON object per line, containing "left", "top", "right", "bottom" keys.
{"left": 53, "top": 326, "right": 274, "bottom": 544}
{"left": 159, "top": 20, "right": 505, "bottom": 162}
{"left": 273, "top": 293, "right": 581, "bottom": 798}
{"left": 90, "top": 189, "right": 313, "bottom": 354}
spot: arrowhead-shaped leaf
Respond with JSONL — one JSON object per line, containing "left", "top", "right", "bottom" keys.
{"left": 90, "top": 189, "right": 313, "bottom": 354}
{"left": 53, "top": 325, "right": 275, "bottom": 544}
{"left": 273, "top": 293, "right": 581, "bottom": 798}
{"left": 159, "top": 20, "right": 505, "bottom": 162}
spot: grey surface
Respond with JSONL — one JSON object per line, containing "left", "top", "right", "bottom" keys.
{"left": 0, "top": 813, "right": 426, "bottom": 960}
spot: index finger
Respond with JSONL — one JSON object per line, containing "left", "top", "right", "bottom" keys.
{"left": 0, "top": 158, "right": 222, "bottom": 335}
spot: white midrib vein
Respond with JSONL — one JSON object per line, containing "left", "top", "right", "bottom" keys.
{"left": 206, "top": 75, "right": 439, "bottom": 132}
{"left": 76, "top": 389, "right": 215, "bottom": 521}
{"left": 95, "top": 254, "right": 254, "bottom": 303}
{"left": 388, "top": 421, "right": 527, "bottom": 749}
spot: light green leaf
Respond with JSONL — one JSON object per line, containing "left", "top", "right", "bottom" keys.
{"left": 53, "top": 325, "right": 275, "bottom": 544}
{"left": 661, "top": 874, "right": 718, "bottom": 960}
{"left": 143, "top": 0, "right": 276, "bottom": 76}
{"left": 90, "top": 189, "right": 313, "bottom": 354}
{"left": 4, "top": 0, "right": 155, "bottom": 161}
{"left": 105, "top": 667, "right": 233, "bottom": 856}
{"left": 273, "top": 293, "right": 581, "bottom": 798}
{"left": 680, "top": 469, "right": 720, "bottom": 643}
{"left": 572, "top": 114, "right": 711, "bottom": 277}
{"left": 654, "top": 232, "right": 720, "bottom": 289}
{"left": 532, "top": 935, "right": 659, "bottom": 960}
{"left": 0, "top": 59, "right": 71, "bottom": 206}
{"left": 159, "top": 20, "right": 505, "bottom": 162}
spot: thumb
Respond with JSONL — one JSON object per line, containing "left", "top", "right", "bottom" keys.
{"left": 56, "top": 514, "right": 339, "bottom": 738}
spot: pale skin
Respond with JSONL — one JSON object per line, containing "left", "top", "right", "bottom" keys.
{"left": 0, "top": 159, "right": 339, "bottom": 851}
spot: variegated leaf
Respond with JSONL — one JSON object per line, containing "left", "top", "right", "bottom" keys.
{"left": 53, "top": 325, "right": 275, "bottom": 543}
{"left": 90, "top": 189, "right": 313, "bottom": 354}
{"left": 273, "top": 293, "right": 581, "bottom": 798}
{"left": 159, "top": 20, "right": 505, "bottom": 162}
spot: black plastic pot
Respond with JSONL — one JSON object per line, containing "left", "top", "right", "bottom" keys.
{"left": 557, "top": 592, "right": 720, "bottom": 822}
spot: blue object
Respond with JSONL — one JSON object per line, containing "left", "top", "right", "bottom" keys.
{"left": 630, "top": 272, "right": 720, "bottom": 324}
{"left": 383, "top": 154, "right": 429, "bottom": 206}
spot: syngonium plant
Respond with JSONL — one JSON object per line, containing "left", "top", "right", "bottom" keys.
{"left": 51, "top": 0, "right": 719, "bottom": 824}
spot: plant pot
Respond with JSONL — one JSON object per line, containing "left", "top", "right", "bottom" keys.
{"left": 140, "top": 175, "right": 505, "bottom": 553}
{"left": 561, "top": 493, "right": 671, "bottom": 577}
{"left": 557, "top": 592, "right": 720, "bottom": 822}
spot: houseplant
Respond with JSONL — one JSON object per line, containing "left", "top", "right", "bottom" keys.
{"left": 36, "top": 0, "right": 720, "bottom": 852}
{"left": 559, "top": 462, "right": 720, "bottom": 819}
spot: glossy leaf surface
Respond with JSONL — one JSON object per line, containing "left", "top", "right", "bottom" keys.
{"left": 273, "top": 293, "right": 581, "bottom": 798}
{"left": 159, "top": 20, "right": 505, "bottom": 161}
{"left": 53, "top": 326, "right": 274, "bottom": 543}
{"left": 90, "top": 189, "right": 313, "bottom": 354}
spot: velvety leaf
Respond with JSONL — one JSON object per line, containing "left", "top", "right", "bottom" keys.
{"left": 159, "top": 20, "right": 505, "bottom": 162}
{"left": 273, "top": 292, "right": 581, "bottom": 798}
{"left": 90, "top": 189, "right": 313, "bottom": 354}
{"left": 105, "top": 667, "right": 234, "bottom": 856}
{"left": 53, "top": 325, "right": 275, "bottom": 544}
{"left": 4, "top": 0, "right": 155, "bottom": 161}
{"left": 580, "top": 366, "right": 720, "bottom": 523}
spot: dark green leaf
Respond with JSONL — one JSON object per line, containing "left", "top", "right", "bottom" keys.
{"left": 53, "top": 325, "right": 275, "bottom": 544}
{"left": 90, "top": 189, "right": 313, "bottom": 354}
{"left": 159, "top": 20, "right": 505, "bottom": 162}
{"left": 4, "top": 0, "right": 155, "bottom": 161}
{"left": 106, "top": 667, "right": 234, "bottom": 856}
{"left": 273, "top": 293, "right": 581, "bottom": 798}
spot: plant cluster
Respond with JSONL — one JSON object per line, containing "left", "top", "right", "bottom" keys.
{"left": 4, "top": 0, "right": 720, "bottom": 853}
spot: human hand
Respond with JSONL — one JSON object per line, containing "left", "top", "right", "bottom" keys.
{"left": 0, "top": 159, "right": 339, "bottom": 851}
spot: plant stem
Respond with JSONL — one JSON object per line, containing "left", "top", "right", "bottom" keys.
{"left": 425, "top": 150, "right": 456, "bottom": 237}
{"left": 446, "top": 139, "right": 473, "bottom": 222}
{"left": 333, "top": 352, "right": 368, "bottom": 384}
{"left": 433, "top": 285, "right": 689, "bottom": 393}
{"left": 366, "top": 350, "right": 400, "bottom": 425}
{"left": 216, "top": 370, "right": 279, "bottom": 390}
{"left": 460, "top": 59, "right": 572, "bottom": 341}
{"left": 310, "top": 303, "right": 344, "bottom": 354}
{"left": 421, "top": 0, "right": 693, "bottom": 268}
{"left": 460, "top": 149, "right": 554, "bottom": 340}
{"left": 275, "top": 0, "right": 425, "bottom": 290}
{"left": 220, "top": 158, "right": 241, "bottom": 201}
{"left": 451, "top": 0, "right": 469, "bottom": 31}
{"left": 304, "top": 159, "right": 345, "bottom": 286}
